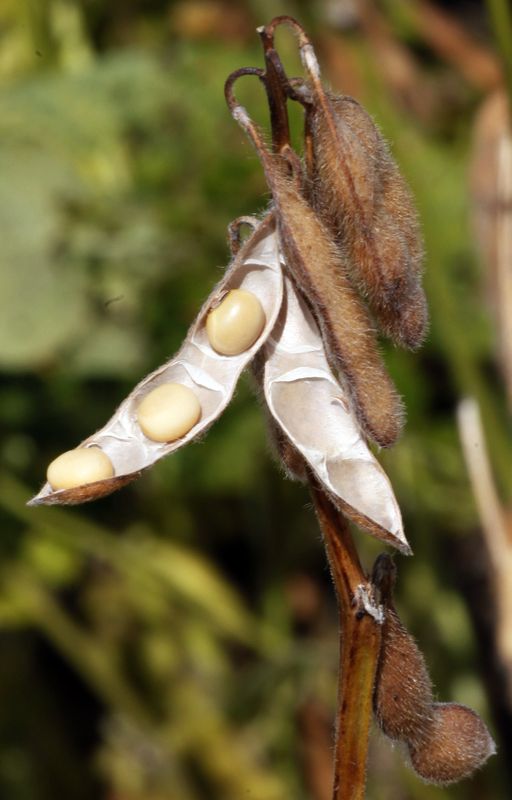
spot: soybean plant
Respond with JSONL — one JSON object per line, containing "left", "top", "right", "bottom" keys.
{"left": 30, "top": 16, "right": 495, "bottom": 800}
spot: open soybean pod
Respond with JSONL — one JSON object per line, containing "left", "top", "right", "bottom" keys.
{"left": 262, "top": 274, "right": 409, "bottom": 554}
{"left": 29, "top": 215, "right": 283, "bottom": 506}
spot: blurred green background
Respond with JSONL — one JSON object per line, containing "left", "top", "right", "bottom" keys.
{"left": 1, "top": 0, "right": 512, "bottom": 798}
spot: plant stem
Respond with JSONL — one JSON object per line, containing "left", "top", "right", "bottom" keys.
{"left": 258, "top": 26, "right": 292, "bottom": 153}
{"left": 487, "top": 0, "right": 512, "bottom": 101}
{"left": 311, "top": 485, "right": 383, "bottom": 800}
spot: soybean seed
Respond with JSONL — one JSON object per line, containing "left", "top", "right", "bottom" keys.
{"left": 47, "top": 447, "right": 114, "bottom": 490}
{"left": 206, "top": 289, "right": 265, "bottom": 355}
{"left": 136, "top": 383, "right": 201, "bottom": 442}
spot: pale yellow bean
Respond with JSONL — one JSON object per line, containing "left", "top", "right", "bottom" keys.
{"left": 47, "top": 447, "right": 114, "bottom": 490}
{"left": 206, "top": 289, "right": 266, "bottom": 355}
{"left": 137, "top": 383, "right": 201, "bottom": 442}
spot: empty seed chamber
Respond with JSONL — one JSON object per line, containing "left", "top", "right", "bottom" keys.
{"left": 262, "top": 275, "right": 407, "bottom": 553}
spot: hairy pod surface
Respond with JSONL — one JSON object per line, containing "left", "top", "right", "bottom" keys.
{"left": 373, "top": 608, "right": 434, "bottom": 741}
{"left": 30, "top": 215, "right": 283, "bottom": 506}
{"left": 408, "top": 703, "right": 496, "bottom": 785}
{"left": 272, "top": 164, "right": 404, "bottom": 447}
{"left": 305, "top": 90, "right": 428, "bottom": 349}
{"left": 373, "top": 588, "right": 496, "bottom": 784}
{"left": 262, "top": 273, "right": 408, "bottom": 552}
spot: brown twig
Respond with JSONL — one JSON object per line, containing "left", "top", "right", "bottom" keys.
{"left": 310, "top": 483, "right": 383, "bottom": 800}
{"left": 258, "top": 21, "right": 318, "bottom": 193}
{"left": 257, "top": 25, "right": 291, "bottom": 153}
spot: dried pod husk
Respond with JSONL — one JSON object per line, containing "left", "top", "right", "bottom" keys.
{"left": 373, "top": 607, "right": 434, "bottom": 740}
{"left": 272, "top": 162, "right": 404, "bottom": 447}
{"left": 251, "top": 350, "right": 308, "bottom": 483}
{"left": 262, "top": 273, "right": 408, "bottom": 552}
{"left": 29, "top": 215, "right": 283, "bottom": 506}
{"left": 270, "top": 422, "right": 308, "bottom": 482}
{"left": 300, "top": 85, "right": 427, "bottom": 349}
{"left": 408, "top": 703, "right": 496, "bottom": 785}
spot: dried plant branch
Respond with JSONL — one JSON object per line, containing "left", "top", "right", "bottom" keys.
{"left": 457, "top": 397, "right": 512, "bottom": 706}
{"left": 457, "top": 398, "right": 510, "bottom": 568}
{"left": 256, "top": 25, "right": 291, "bottom": 153}
{"left": 310, "top": 483, "right": 383, "bottom": 800}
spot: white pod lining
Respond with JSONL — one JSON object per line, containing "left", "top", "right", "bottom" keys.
{"left": 263, "top": 274, "right": 409, "bottom": 553}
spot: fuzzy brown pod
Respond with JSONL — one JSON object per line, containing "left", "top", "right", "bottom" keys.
{"left": 408, "top": 703, "right": 496, "bottom": 785}
{"left": 270, "top": 15, "right": 427, "bottom": 349}
{"left": 373, "top": 607, "right": 434, "bottom": 740}
{"left": 301, "top": 87, "right": 428, "bottom": 350}
{"left": 272, "top": 163, "right": 405, "bottom": 448}
{"left": 29, "top": 215, "right": 283, "bottom": 506}
{"left": 262, "top": 273, "right": 408, "bottom": 553}
{"left": 372, "top": 554, "right": 496, "bottom": 784}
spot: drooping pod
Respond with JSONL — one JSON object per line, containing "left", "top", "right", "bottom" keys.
{"left": 29, "top": 214, "right": 283, "bottom": 506}
{"left": 262, "top": 274, "right": 408, "bottom": 552}
{"left": 371, "top": 555, "right": 495, "bottom": 783}
{"left": 226, "top": 76, "right": 404, "bottom": 447}
{"left": 263, "top": 18, "right": 428, "bottom": 349}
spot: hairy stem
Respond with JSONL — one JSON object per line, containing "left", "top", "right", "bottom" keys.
{"left": 311, "top": 484, "right": 383, "bottom": 800}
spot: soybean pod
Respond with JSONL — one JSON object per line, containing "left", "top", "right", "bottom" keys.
{"left": 31, "top": 215, "right": 283, "bottom": 505}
